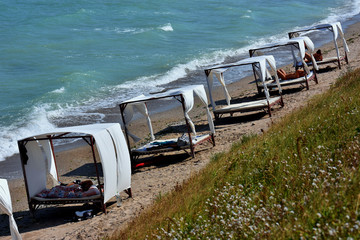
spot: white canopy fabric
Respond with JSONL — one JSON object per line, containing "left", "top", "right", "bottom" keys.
{"left": 0, "top": 179, "right": 22, "bottom": 240}
{"left": 250, "top": 36, "right": 318, "bottom": 72}
{"left": 18, "top": 123, "right": 131, "bottom": 203}
{"left": 120, "top": 99, "right": 155, "bottom": 143}
{"left": 289, "top": 22, "right": 349, "bottom": 63}
{"left": 331, "top": 22, "right": 350, "bottom": 54}
{"left": 290, "top": 36, "right": 319, "bottom": 71}
{"left": 121, "top": 85, "right": 215, "bottom": 141}
{"left": 205, "top": 55, "right": 281, "bottom": 109}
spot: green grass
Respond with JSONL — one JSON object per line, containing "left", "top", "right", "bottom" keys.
{"left": 113, "top": 68, "right": 360, "bottom": 239}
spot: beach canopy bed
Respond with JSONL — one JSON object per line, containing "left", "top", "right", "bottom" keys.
{"left": 0, "top": 179, "right": 22, "bottom": 240}
{"left": 119, "top": 85, "right": 215, "bottom": 163}
{"left": 288, "top": 22, "right": 349, "bottom": 69}
{"left": 249, "top": 36, "right": 319, "bottom": 91}
{"left": 204, "top": 55, "right": 284, "bottom": 119}
{"left": 17, "top": 123, "right": 132, "bottom": 215}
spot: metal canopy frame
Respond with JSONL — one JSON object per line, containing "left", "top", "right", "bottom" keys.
{"left": 18, "top": 132, "right": 131, "bottom": 216}
{"left": 249, "top": 41, "right": 318, "bottom": 90}
{"left": 288, "top": 25, "right": 349, "bottom": 69}
{"left": 204, "top": 60, "right": 284, "bottom": 119}
{"left": 119, "top": 93, "right": 215, "bottom": 164}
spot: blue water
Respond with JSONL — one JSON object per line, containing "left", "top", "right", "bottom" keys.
{"left": 0, "top": 0, "right": 359, "bottom": 161}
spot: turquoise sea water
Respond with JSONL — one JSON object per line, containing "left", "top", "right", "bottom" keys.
{"left": 0, "top": 0, "right": 359, "bottom": 161}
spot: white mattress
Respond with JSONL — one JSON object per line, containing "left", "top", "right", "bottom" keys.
{"left": 214, "top": 96, "right": 281, "bottom": 113}
{"left": 132, "top": 134, "right": 211, "bottom": 154}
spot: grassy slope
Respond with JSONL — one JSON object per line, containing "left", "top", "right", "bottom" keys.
{"left": 113, "top": 68, "right": 360, "bottom": 239}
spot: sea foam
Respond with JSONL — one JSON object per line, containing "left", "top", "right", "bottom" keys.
{"left": 159, "top": 23, "right": 173, "bottom": 32}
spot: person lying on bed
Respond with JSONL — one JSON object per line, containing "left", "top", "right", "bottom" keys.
{"left": 36, "top": 180, "right": 100, "bottom": 198}
{"left": 277, "top": 68, "right": 305, "bottom": 80}
{"left": 305, "top": 50, "right": 323, "bottom": 62}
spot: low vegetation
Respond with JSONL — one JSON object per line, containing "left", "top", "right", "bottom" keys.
{"left": 113, "top": 68, "right": 360, "bottom": 239}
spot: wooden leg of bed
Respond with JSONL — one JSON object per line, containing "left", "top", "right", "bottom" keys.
{"left": 257, "top": 87, "right": 262, "bottom": 95}
{"left": 267, "top": 106, "right": 272, "bottom": 117}
{"left": 191, "top": 147, "right": 195, "bottom": 158}
{"left": 29, "top": 202, "right": 36, "bottom": 219}
{"left": 313, "top": 71, "right": 318, "bottom": 84}
{"left": 125, "top": 188, "right": 132, "bottom": 198}
{"left": 102, "top": 202, "right": 107, "bottom": 214}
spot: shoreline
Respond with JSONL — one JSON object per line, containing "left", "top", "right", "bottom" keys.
{"left": 1, "top": 11, "right": 360, "bottom": 166}
{"left": 1, "top": 16, "right": 360, "bottom": 239}
{"left": 1, "top": 14, "right": 359, "bottom": 175}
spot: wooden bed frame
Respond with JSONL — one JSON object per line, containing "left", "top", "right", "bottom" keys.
{"left": 212, "top": 96, "right": 283, "bottom": 119}
{"left": 306, "top": 56, "right": 348, "bottom": 68}
{"left": 29, "top": 195, "right": 103, "bottom": 214}
{"left": 131, "top": 134, "right": 215, "bottom": 161}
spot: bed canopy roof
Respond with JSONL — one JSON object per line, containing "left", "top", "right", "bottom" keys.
{"left": 119, "top": 85, "right": 215, "bottom": 143}
{"left": 288, "top": 22, "right": 349, "bottom": 51}
{"left": 17, "top": 123, "right": 131, "bottom": 204}
{"left": 204, "top": 55, "right": 281, "bottom": 109}
{"left": 249, "top": 36, "right": 319, "bottom": 72}
{"left": 0, "top": 179, "right": 22, "bottom": 240}
{"left": 288, "top": 22, "right": 349, "bottom": 66}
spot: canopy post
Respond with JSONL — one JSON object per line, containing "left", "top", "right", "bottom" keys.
{"left": 304, "top": 74, "right": 310, "bottom": 90}
{"left": 345, "top": 51, "right": 349, "bottom": 64}
{"left": 329, "top": 25, "right": 342, "bottom": 69}
{"left": 249, "top": 49, "right": 255, "bottom": 57}
{"left": 313, "top": 66, "right": 318, "bottom": 84}
{"left": 333, "top": 34, "right": 341, "bottom": 69}
{"left": 267, "top": 100, "right": 272, "bottom": 117}
{"left": 119, "top": 103, "right": 134, "bottom": 162}
{"left": 17, "top": 141, "right": 32, "bottom": 215}
{"left": 252, "top": 63, "right": 262, "bottom": 94}
{"left": 180, "top": 95, "right": 195, "bottom": 158}
{"left": 204, "top": 69, "right": 216, "bottom": 110}
{"left": 89, "top": 136, "right": 106, "bottom": 213}
{"left": 301, "top": 60, "right": 310, "bottom": 90}
{"left": 89, "top": 136, "right": 102, "bottom": 188}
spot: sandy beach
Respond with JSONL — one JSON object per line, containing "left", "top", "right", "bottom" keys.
{"left": 0, "top": 20, "right": 360, "bottom": 239}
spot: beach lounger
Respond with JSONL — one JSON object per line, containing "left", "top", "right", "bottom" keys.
{"left": 204, "top": 55, "right": 284, "bottom": 120}
{"left": 119, "top": 85, "right": 215, "bottom": 164}
{"left": 288, "top": 22, "right": 349, "bottom": 69}
{"left": 30, "top": 194, "right": 103, "bottom": 213}
{"left": 131, "top": 134, "right": 213, "bottom": 157}
{"left": 213, "top": 96, "right": 282, "bottom": 118}
{"left": 306, "top": 56, "right": 347, "bottom": 68}
{"left": 17, "top": 123, "right": 132, "bottom": 216}
{"left": 249, "top": 36, "right": 318, "bottom": 91}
